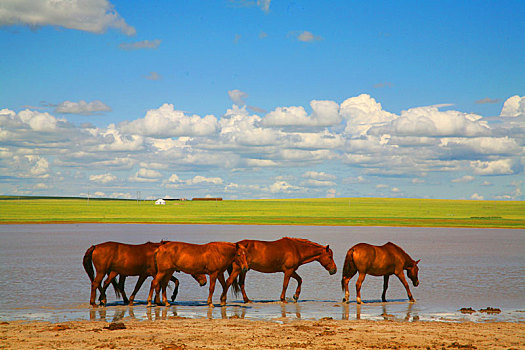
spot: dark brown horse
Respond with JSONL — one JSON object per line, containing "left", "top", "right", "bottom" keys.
{"left": 341, "top": 242, "right": 420, "bottom": 304}
{"left": 147, "top": 241, "right": 249, "bottom": 307}
{"left": 83, "top": 241, "right": 207, "bottom": 307}
{"left": 228, "top": 237, "right": 337, "bottom": 303}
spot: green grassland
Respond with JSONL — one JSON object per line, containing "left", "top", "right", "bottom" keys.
{"left": 0, "top": 197, "right": 524, "bottom": 228}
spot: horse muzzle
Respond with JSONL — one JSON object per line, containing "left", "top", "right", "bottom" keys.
{"left": 413, "top": 281, "right": 419, "bottom": 287}
{"left": 329, "top": 267, "right": 337, "bottom": 275}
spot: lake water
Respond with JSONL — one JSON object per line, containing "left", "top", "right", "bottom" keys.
{"left": 0, "top": 224, "right": 524, "bottom": 323}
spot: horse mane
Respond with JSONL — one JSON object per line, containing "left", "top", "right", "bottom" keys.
{"left": 386, "top": 242, "right": 415, "bottom": 265}
{"left": 284, "top": 237, "right": 324, "bottom": 248}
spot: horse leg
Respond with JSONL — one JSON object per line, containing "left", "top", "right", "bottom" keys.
{"left": 217, "top": 273, "right": 228, "bottom": 306}
{"left": 90, "top": 272, "right": 105, "bottom": 307}
{"left": 99, "top": 271, "right": 118, "bottom": 306}
{"left": 355, "top": 273, "right": 366, "bottom": 304}
{"left": 280, "top": 270, "right": 294, "bottom": 303}
{"left": 128, "top": 275, "right": 147, "bottom": 306}
{"left": 207, "top": 272, "right": 218, "bottom": 306}
{"left": 117, "top": 275, "right": 129, "bottom": 304}
{"left": 238, "top": 271, "right": 251, "bottom": 303}
{"left": 161, "top": 273, "right": 172, "bottom": 307}
{"left": 221, "top": 266, "right": 241, "bottom": 305}
{"left": 395, "top": 272, "right": 415, "bottom": 302}
{"left": 291, "top": 271, "right": 302, "bottom": 302}
{"left": 341, "top": 254, "right": 357, "bottom": 303}
{"left": 147, "top": 272, "right": 165, "bottom": 307}
{"left": 382, "top": 275, "right": 390, "bottom": 302}
{"left": 170, "top": 276, "right": 180, "bottom": 302}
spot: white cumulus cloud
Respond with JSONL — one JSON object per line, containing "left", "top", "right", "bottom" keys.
{"left": 90, "top": 173, "right": 117, "bottom": 184}
{"left": 120, "top": 104, "right": 218, "bottom": 137}
{"left": 500, "top": 95, "right": 525, "bottom": 117}
{"left": 56, "top": 100, "right": 111, "bottom": 115}
{"left": 263, "top": 100, "right": 340, "bottom": 127}
{"left": 0, "top": 0, "right": 136, "bottom": 35}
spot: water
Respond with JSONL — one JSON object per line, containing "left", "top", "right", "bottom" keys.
{"left": 0, "top": 224, "right": 523, "bottom": 323}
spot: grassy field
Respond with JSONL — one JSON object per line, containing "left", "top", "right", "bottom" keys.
{"left": 0, "top": 197, "right": 524, "bottom": 228}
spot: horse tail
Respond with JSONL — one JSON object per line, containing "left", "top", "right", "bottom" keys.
{"left": 153, "top": 248, "right": 159, "bottom": 276}
{"left": 112, "top": 277, "right": 122, "bottom": 299}
{"left": 83, "top": 245, "right": 96, "bottom": 282}
{"left": 227, "top": 264, "right": 241, "bottom": 296}
{"left": 341, "top": 247, "right": 355, "bottom": 291}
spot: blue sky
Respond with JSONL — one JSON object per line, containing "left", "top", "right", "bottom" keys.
{"left": 1, "top": 0, "right": 524, "bottom": 200}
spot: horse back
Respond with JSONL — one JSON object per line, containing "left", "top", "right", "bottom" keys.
{"left": 156, "top": 241, "right": 236, "bottom": 274}
{"left": 349, "top": 242, "right": 399, "bottom": 276}
{"left": 237, "top": 238, "right": 300, "bottom": 272}
{"left": 91, "top": 241, "right": 160, "bottom": 275}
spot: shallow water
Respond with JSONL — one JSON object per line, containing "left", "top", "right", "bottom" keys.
{"left": 0, "top": 224, "right": 523, "bottom": 323}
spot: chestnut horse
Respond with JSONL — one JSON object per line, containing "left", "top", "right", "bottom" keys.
{"left": 83, "top": 241, "right": 207, "bottom": 307}
{"left": 229, "top": 237, "right": 337, "bottom": 303}
{"left": 147, "top": 241, "right": 248, "bottom": 307}
{"left": 341, "top": 242, "right": 420, "bottom": 304}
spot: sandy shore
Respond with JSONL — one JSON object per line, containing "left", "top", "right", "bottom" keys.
{"left": 1, "top": 318, "right": 523, "bottom": 350}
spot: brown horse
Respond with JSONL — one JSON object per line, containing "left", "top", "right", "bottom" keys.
{"left": 228, "top": 237, "right": 337, "bottom": 303}
{"left": 83, "top": 241, "right": 207, "bottom": 307}
{"left": 147, "top": 241, "right": 249, "bottom": 307}
{"left": 341, "top": 242, "right": 420, "bottom": 304}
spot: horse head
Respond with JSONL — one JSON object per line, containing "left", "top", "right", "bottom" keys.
{"left": 234, "top": 243, "right": 249, "bottom": 273}
{"left": 318, "top": 245, "right": 337, "bottom": 275}
{"left": 407, "top": 259, "right": 420, "bottom": 287}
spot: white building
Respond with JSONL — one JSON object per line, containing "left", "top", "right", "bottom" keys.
{"left": 155, "top": 198, "right": 166, "bottom": 205}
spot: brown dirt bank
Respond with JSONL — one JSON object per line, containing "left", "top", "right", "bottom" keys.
{"left": 1, "top": 318, "right": 523, "bottom": 350}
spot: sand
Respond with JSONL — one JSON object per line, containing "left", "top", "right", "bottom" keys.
{"left": 1, "top": 318, "right": 523, "bottom": 350}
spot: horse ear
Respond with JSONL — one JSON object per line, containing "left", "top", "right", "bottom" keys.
{"left": 415, "top": 259, "right": 421, "bottom": 265}
{"left": 326, "top": 245, "right": 330, "bottom": 252}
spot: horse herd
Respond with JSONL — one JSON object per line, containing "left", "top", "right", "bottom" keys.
{"left": 83, "top": 237, "right": 420, "bottom": 308}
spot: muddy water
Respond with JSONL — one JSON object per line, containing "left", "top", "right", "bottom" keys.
{"left": 0, "top": 224, "right": 523, "bottom": 323}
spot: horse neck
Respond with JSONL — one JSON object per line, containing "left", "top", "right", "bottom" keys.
{"left": 398, "top": 248, "right": 415, "bottom": 269}
{"left": 294, "top": 240, "right": 324, "bottom": 264}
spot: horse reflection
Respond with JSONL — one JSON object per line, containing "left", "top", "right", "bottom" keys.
{"left": 281, "top": 303, "right": 302, "bottom": 319}
{"left": 342, "top": 302, "right": 418, "bottom": 321}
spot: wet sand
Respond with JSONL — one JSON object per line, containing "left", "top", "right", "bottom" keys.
{"left": 1, "top": 318, "right": 523, "bottom": 350}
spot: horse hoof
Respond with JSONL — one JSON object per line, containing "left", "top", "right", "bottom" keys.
{"left": 356, "top": 298, "right": 362, "bottom": 304}
{"left": 293, "top": 295, "right": 299, "bottom": 302}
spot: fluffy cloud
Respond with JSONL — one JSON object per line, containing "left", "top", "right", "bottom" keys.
{"left": 187, "top": 176, "right": 223, "bottom": 185}
{"left": 128, "top": 168, "right": 162, "bottom": 182}
{"left": 56, "top": 100, "right": 111, "bottom": 115}
{"left": 120, "top": 104, "right": 218, "bottom": 137}
{"left": 341, "top": 94, "right": 397, "bottom": 135}
{"left": 470, "top": 159, "right": 515, "bottom": 175}
{"left": 1, "top": 94, "right": 523, "bottom": 200}
{"left": 90, "top": 173, "right": 117, "bottom": 184}
{"left": 269, "top": 181, "right": 305, "bottom": 193}
{"left": 228, "top": 89, "right": 248, "bottom": 106}
{"left": 369, "top": 106, "right": 490, "bottom": 137}
{"left": 0, "top": 0, "right": 135, "bottom": 35}
{"left": 500, "top": 95, "right": 525, "bottom": 117}
{"left": 263, "top": 100, "right": 340, "bottom": 127}
{"left": 303, "top": 171, "right": 336, "bottom": 181}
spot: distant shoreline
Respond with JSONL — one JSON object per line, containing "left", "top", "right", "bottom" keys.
{"left": 1, "top": 197, "right": 524, "bottom": 229}
{"left": 0, "top": 220, "right": 523, "bottom": 230}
